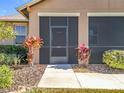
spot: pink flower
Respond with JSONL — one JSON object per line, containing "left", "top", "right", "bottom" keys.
{"left": 79, "top": 44, "right": 85, "bottom": 49}
{"left": 77, "top": 43, "right": 91, "bottom": 62}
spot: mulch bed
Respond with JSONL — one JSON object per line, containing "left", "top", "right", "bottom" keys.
{"left": 0, "top": 65, "right": 47, "bottom": 93}
{"left": 72, "top": 64, "right": 124, "bottom": 74}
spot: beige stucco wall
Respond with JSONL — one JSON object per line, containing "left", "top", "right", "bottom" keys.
{"left": 28, "top": 0, "right": 124, "bottom": 64}
{"left": 0, "top": 22, "right": 28, "bottom": 45}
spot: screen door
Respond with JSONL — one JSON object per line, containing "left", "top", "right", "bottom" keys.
{"left": 50, "top": 27, "right": 68, "bottom": 64}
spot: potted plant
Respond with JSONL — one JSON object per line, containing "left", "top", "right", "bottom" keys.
{"left": 23, "top": 36, "right": 44, "bottom": 66}
{"left": 76, "top": 44, "right": 91, "bottom": 66}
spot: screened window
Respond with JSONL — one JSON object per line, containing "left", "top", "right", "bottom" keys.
{"left": 51, "top": 17, "right": 67, "bottom": 26}
{"left": 89, "top": 17, "right": 124, "bottom": 46}
{"left": 15, "top": 25, "right": 27, "bottom": 44}
{"left": 89, "top": 24, "right": 98, "bottom": 45}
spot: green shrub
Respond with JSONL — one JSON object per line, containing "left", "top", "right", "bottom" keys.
{"left": 103, "top": 50, "right": 124, "bottom": 70}
{"left": 0, "top": 45, "right": 28, "bottom": 64}
{"left": 0, "top": 54, "right": 22, "bottom": 65}
{"left": 0, "top": 65, "right": 13, "bottom": 89}
{"left": 0, "top": 45, "right": 27, "bottom": 55}
{"left": 4, "top": 54, "right": 13, "bottom": 65}
{"left": 0, "top": 53, "right": 6, "bottom": 63}
{"left": 12, "top": 54, "right": 21, "bottom": 65}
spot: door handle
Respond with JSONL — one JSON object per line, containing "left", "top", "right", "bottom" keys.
{"left": 56, "top": 46, "right": 62, "bottom": 48}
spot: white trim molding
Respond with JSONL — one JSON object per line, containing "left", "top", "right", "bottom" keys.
{"left": 38, "top": 12, "right": 80, "bottom": 16}
{"left": 87, "top": 12, "right": 124, "bottom": 17}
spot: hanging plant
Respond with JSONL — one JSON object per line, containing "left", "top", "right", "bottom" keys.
{"left": 76, "top": 44, "right": 91, "bottom": 66}
{"left": 23, "top": 36, "right": 44, "bottom": 66}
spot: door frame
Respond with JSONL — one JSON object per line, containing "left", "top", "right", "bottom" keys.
{"left": 50, "top": 26, "right": 69, "bottom": 64}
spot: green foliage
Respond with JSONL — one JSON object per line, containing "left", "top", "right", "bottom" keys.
{"left": 0, "top": 45, "right": 28, "bottom": 64}
{"left": 0, "top": 53, "right": 6, "bottom": 63}
{"left": 0, "top": 45, "right": 27, "bottom": 55}
{"left": 103, "top": 50, "right": 124, "bottom": 70}
{"left": 24, "top": 88, "right": 124, "bottom": 93}
{"left": 0, "top": 65, "right": 13, "bottom": 89}
{"left": 12, "top": 55, "right": 21, "bottom": 65}
{"left": 4, "top": 54, "right": 20, "bottom": 65}
{"left": 0, "top": 22, "right": 16, "bottom": 40}
{"left": 5, "top": 54, "right": 14, "bottom": 65}
{"left": 0, "top": 54, "right": 25, "bottom": 65}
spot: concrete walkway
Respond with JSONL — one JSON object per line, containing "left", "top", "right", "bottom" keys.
{"left": 38, "top": 64, "right": 81, "bottom": 88}
{"left": 76, "top": 73, "right": 124, "bottom": 90}
{"left": 38, "top": 64, "right": 124, "bottom": 90}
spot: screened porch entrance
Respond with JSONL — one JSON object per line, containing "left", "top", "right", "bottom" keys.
{"left": 40, "top": 16, "right": 78, "bottom": 64}
{"left": 50, "top": 26, "right": 68, "bottom": 64}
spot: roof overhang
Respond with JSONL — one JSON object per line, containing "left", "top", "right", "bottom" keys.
{"left": 17, "top": 0, "right": 44, "bottom": 18}
{"left": 17, "top": 0, "right": 42, "bottom": 11}
{"left": 0, "top": 14, "right": 28, "bottom": 22}
{"left": 0, "top": 19, "right": 28, "bottom": 22}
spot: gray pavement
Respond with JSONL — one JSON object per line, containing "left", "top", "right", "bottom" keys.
{"left": 38, "top": 64, "right": 124, "bottom": 90}
{"left": 38, "top": 64, "right": 81, "bottom": 88}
